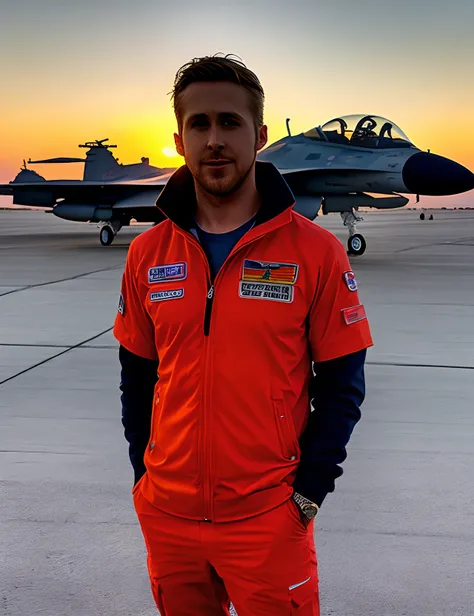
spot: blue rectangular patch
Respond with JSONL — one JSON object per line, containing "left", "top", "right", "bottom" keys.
{"left": 150, "top": 289, "right": 184, "bottom": 302}
{"left": 148, "top": 262, "right": 187, "bottom": 284}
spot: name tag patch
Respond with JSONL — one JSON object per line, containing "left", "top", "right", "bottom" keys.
{"left": 342, "top": 304, "right": 367, "bottom": 325}
{"left": 150, "top": 289, "right": 184, "bottom": 302}
{"left": 148, "top": 262, "right": 187, "bottom": 284}
{"left": 239, "top": 281, "right": 293, "bottom": 303}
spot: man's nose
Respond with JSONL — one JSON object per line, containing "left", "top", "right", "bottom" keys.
{"left": 207, "top": 125, "right": 225, "bottom": 150}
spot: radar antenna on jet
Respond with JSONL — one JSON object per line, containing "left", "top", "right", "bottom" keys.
{"left": 78, "top": 139, "right": 117, "bottom": 149}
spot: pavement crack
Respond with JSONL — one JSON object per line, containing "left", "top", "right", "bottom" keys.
{"left": 0, "top": 326, "right": 114, "bottom": 387}
{"left": 0, "top": 264, "right": 123, "bottom": 297}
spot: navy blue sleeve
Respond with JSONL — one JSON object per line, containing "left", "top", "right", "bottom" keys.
{"left": 119, "top": 345, "right": 158, "bottom": 485}
{"left": 293, "top": 349, "right": 367, "bottom": 507}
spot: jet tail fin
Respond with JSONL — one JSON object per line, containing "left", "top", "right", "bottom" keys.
{"left": 80, "top": 139, "right": 122, "bottom": 181}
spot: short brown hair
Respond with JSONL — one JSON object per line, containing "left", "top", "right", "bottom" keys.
{"left": 171, "top": 54, "right": 265, "bottom": 130}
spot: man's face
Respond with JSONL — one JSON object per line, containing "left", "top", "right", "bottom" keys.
{"left": 174, "top": 82, "right": 267, "bottom": 197}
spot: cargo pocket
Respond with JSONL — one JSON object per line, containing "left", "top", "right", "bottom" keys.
{"left": 289, "top": 577, "right": 318, "bottom": 615}
{"left": 151, "top": 578, "right": 167, "bottom": 614}
{"left": 273, "top": 399, "right": 299, "bottom": 461}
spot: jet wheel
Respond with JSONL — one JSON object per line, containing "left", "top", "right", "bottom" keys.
{"left": 347, "top": 233, "right": 366, "bottom": 256}
{"left": 100, "top": 225, "right": 115, "bottom": 246}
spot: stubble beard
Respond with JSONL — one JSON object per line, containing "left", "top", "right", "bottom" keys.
{"left": 195, "top": 154, "right": 256, "bottom": 199}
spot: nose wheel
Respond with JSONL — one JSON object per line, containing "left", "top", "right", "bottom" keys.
{"left": 99, "top": 225, "right": 114, "bottom": 246}
{"left": 98, "top": 220, "right": 122, "bottom": 246}
{"left": 347, "top": 233, "right": 367, "bottom": 256}
{"left": 341, "top": 210, "right": 367, "bottom": 256}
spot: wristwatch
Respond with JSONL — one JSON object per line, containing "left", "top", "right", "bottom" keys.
{"left": 293, "top": 491, "right": 319, "bottom": 521}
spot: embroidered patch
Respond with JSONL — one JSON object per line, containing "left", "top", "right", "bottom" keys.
{"left": 342, "top": 304, "right": 367, "bottom": 325}
{"left": 150, "top": 289, "right": 184, "bottom": 302}
{"left": 343, "top": 270, "right": 358, "bottom": 292}
{"left": 239, "top": 281, "right": 294, "bottom": 303}
{"left": 242, "top": 259, "right": 298, "bottom": 285}
{"left": 148, "top": 262, "right": 187, "bottom": 284}
{"left": 117, "top": 293, "right": 125, "bottom": 315}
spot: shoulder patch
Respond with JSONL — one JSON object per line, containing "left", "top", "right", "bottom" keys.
{"left": 343, "top": 270, "right": 358, "bottom": 292}
{"left": 117, "top": 293, "right": 125, "bottom": 315}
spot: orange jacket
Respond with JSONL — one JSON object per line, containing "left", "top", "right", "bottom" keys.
{"left": 114, "top": 162, "right": 372, "bottom": 522}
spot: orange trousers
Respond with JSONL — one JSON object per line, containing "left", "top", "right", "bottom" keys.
{"left": 133, "top": 480, "right": 319, "bottom": 615}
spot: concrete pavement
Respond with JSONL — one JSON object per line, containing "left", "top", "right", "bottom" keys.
{"left": 1, "top": 209, "right": 473, "bottom": 615}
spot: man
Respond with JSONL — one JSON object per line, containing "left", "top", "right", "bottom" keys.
{"left": 114, "top": 54, "right": 373, "bottom": 616}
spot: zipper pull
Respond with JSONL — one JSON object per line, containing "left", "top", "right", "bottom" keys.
{"left": 207, "top": 285, "right": 214, "bottom": 300}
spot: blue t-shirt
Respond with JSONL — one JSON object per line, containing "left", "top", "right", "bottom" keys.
{"left": 195, "top": 216, "right": 256, "bottom": 280}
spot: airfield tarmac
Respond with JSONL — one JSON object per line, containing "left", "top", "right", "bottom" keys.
{"left": 1, "top": 208, "right": 473, "bottom": 616}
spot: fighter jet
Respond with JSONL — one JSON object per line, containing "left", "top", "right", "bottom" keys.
{"left": 1, "top": 114, "right": 473, "bottom": 255}
{"left": 22, "top": 138, "right": 175, "bottom": 182}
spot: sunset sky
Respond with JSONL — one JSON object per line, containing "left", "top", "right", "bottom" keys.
{"left": 1, "top": 0, "right": 473, "bottom": 207}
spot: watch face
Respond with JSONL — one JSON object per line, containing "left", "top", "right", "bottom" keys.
{"left": 302, "top": 504, "right": 318, "bottom": 520}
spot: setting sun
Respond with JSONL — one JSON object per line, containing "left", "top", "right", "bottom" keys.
{"left": 162, "top": 147, "right": 179, "bottom": 157}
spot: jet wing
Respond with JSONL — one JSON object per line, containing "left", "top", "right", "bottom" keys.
{"left": 0, "top": 174, "right": 172, "bottom": 208}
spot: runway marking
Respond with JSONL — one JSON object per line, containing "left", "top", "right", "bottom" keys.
{"left": 0, "top": 343, "right": 115, "bottom": 349}
{"left": 0, "top": 264, "right": 123, "bottom": 297}
{"left": 0, "top": 326, "right": 114, "bottom": 387}
{"left": 367, "top": 361, "right": 474, "bottom": 371}
{"left": 0, "top": 449, "right": 87, "bottom": 455}
{"left": 394, "top": 238, "right": 474, "bottom": 253}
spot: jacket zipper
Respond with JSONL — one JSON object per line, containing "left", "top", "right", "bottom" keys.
{"left": 180, "top": 228, "right": 269, "bottom": 520}
{"left": 202, "top": 232, "right": 265, "bottom": 336}
{"left": 201, "top": 233, "right": 269, "bottom": 519}
{"left": 204, "top": 284, "right": 214, "bottom": 336}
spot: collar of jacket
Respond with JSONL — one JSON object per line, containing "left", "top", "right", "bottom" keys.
{"left": 155, "top": 161, "right": 296, "bottom": 232}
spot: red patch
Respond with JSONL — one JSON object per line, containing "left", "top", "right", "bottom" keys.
{"left": 342, "top": 304, "right": 367, "bottom": 325}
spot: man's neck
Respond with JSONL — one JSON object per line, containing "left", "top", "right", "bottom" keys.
{"left": 194, "top": 173, "right": 261, "bottom": 234}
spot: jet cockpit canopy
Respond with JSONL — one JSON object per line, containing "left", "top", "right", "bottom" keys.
{"left": 303, "top": 114, "right": 414, "bottom": 149}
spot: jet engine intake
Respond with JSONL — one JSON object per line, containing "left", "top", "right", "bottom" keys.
{"left": 293, "top": 196, "right": 323, "bottom": 220}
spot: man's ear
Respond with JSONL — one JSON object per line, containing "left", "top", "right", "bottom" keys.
{"left": 256, "top": 125, "right": 268, "bottom": 152}
{"left": 174, "top": 133, "right": 184, "bottom": 157}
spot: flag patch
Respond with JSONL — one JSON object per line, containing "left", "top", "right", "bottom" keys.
{"left": 342, "top": 304, "right": 367, "bottom": 325}
{"left": 150, "top": 289, "right": 184, "bottom": 302}
{"left": 343, "top": 271, "right": 358, "bottom": 292}
{"left": 242, "top": 260, "right": 298, "bottom": 285}
{"left": 148, "top": 262, "right": 187, "bottom": 284}
{"left": 239, "top": 281, "right": 293, "bottom": 303}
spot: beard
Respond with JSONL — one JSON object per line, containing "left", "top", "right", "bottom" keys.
{"left": 194, "top": 154, "right": 256, "bottom": 198}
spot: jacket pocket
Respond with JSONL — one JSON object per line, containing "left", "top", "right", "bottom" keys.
{"left": 273, "top": 399, "right": 299, "bottom": 461}
{"left": 132, "top": 471, "right": 146, "bottom": 495}
{"left": 148, "top": 385, "right": 161, "bottom": 455}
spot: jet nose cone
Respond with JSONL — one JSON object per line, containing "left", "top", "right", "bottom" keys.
{"left": 402, "top": 152, "right": 474, "bottom": 196}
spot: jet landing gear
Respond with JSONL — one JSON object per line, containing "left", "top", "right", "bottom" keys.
{"left": 341, "top": 210, "right": 367, "bottom": 256}
{"left": 98, "top": 220, "right": 122, "bottom": 246}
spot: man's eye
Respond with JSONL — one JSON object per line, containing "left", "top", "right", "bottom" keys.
{"left": 223, "top": 119, "right": 239, "bottom": 127}
{"left": 191, "top": 119, "right": 208, "bottom": 128}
